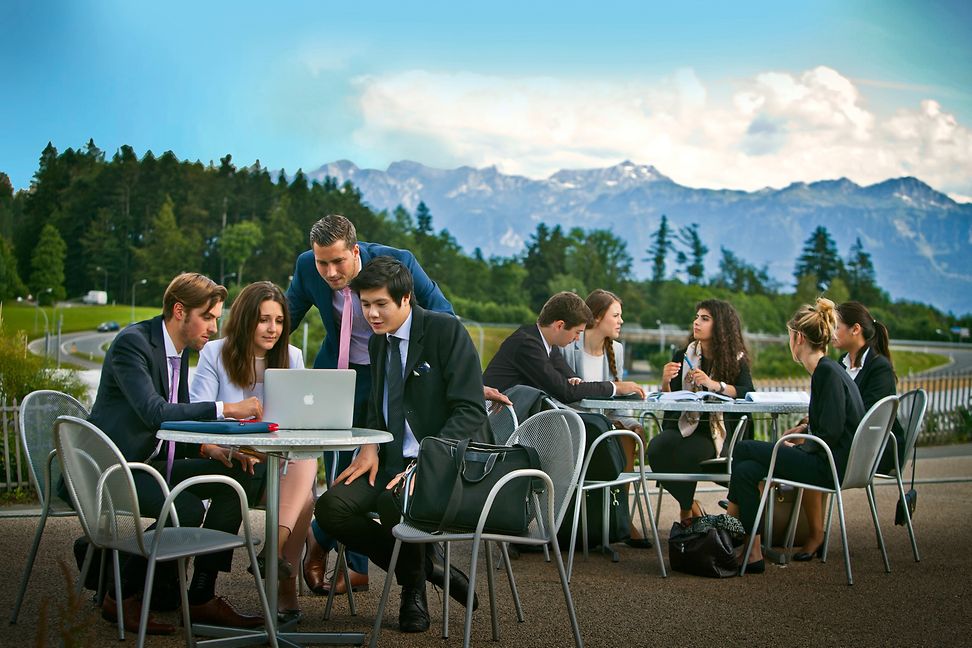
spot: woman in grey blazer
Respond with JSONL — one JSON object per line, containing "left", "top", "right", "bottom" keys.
{"left": 190, "top": 281, "right": 311, "bottom": 620}
{"left": 562, "top": 289, "right": 650, "bottom": 546}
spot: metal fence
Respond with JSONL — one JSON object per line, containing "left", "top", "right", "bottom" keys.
{"left": 2, "top": 372, "right": 971, "bottom": 492}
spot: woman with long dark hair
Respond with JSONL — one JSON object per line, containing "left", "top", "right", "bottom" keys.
{"left": 190, "top": 281, "right": 314, "bottom": 620}
{"left": 727, "top": 298, "right": 864, "bottom": 572}
{"left": 646, "top": 299, "right": 754, "bottom": 522}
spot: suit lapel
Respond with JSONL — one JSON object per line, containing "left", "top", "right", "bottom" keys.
{"left": 149, "top": 316, "right": 171, "bottom": 401}
{"left": 373, "top": 333, "right": 389, "bottom": 428}
{"left": 403, "top": 306, "right": 426, "bottom": 380}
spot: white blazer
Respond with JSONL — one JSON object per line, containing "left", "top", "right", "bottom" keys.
{"left": 190, "top": 337, "right": 304, "bottom": 411}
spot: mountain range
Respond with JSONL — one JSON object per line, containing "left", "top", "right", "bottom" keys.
{"left": 299, "top": 160, "right": 972, "bottom": 314}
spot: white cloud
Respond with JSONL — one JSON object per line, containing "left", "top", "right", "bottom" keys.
{"left": 348, "top": 66, "right": 972, "bottom": 196}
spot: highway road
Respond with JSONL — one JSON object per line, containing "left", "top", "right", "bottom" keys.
{"left": 26, "top": 330, "right": 117, "bottom": 370}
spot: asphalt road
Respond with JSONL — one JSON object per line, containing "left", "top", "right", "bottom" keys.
{"left": 26, "top": 330, "right": 117, "bottom": 370}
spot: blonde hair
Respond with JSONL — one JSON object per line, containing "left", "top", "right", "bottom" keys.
{"left": 788, "top": 297, "right": 836, "bottom": 352}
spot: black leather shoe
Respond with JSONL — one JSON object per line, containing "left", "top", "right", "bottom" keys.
{"left": 793, "top": 546, "right": 824, "bottom": 562}
{"left": 427, "top": 543, "right": 479, "bottom": 611}
{"left": 623, "top": 537, "right": 653, "bottom": 549}
{"left": 398, "top": 586, "right": 430, "bottom": 633}
{"left": 717, "top": 499, "right": 730, "bottom": 511}
{"left": 743, "top": 559, "right": 765, "bottom": 575}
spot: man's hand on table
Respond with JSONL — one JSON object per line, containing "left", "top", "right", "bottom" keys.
{"left": 223, "top": 397, "right": 263, "bottom": 421}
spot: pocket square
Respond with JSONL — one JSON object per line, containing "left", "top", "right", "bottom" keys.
{"left": 413, "top": 361, "right": 431, "bottom": 376}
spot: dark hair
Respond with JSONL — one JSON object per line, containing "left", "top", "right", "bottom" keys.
{"left": 221, "top": 281, "right": 291, "bottom": 388}
{"left": 309, "top": 214, "right": 357, "bottom": 249}
{"left": 788, "top": 297, "right": 837, "bottom": 353}
{"left": 538, "top": 291, "right": 593, "bottom": 328}
{"left": 585, "top": 289, "right": 622, "bottom": 381}
{"left": 837, "top": 301, "right": 893, "bottom": 371}
{"left": 689, "top": 299, "right": 749, "bottom": 382}
{"left": 162, "top": 272, "right": 227, "bottom": 320}
{"left": 350, "top": 256, "right": 413, "bottom": 304}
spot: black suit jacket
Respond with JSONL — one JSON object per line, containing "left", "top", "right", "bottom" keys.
{"left": 89, "top": 316, "right": 215, "bottom": 462}
{"left": 841, "top": 351, "right": 905, "bottom": 471}
{"left": 368, "top": 305, "right": 487, "bottom": 477}
{"left": 482, "top": 324, "right": 613, "bottom": 403}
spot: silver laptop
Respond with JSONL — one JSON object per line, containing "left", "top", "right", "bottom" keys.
{"left": 263, "top": 369, "right": 356, "bottom": 430}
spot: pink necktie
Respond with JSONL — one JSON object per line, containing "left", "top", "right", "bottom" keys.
{"left": 337, "top": 287, "right": 353, "bottom": 370}
{"left": 166, "top": 356, "right": 180, "bottom": 483}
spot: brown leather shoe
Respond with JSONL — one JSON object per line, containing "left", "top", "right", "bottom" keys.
{"left": 101, "top": 593, "right": 176, "bottom": 635}
{"left": 302, "top": 538, "right": 328, "bottom": 595}
{"left": 188, "top": 596, "right": 264, "bottom": 628}
{"left": 320, "top": 569, "right": 369, "bottom": 595}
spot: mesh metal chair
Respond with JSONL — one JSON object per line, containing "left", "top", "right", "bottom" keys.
{"left": 487, "top": 402, "right": 519, "bottom": 446}
{"left": 369, "top": 409, "right": 587, "bottom": 648}
{"left": 566, "top": 428, "right": 667, "bottom": 580}
{"left": 740, "top": 395, "right": 899, "bottom": 585}
{"left": 54, "top": 415, "right": 277, "bottom": 648}
{"left": 10, "top": 390, "right": 91, "bottom": 624}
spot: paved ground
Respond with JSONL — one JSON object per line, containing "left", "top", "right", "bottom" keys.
{"left": 2, "top": 453, "right": 971, "bottom": 648}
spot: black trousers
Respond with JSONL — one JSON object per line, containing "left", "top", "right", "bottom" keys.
{"left": 315, "top": 474, "right": 426, "bottom": 588}
{"left": 646, "top": 426, "right": 717, "bottom": 510}
{"left": 727, "top": 440, "right": 835, "bottom": 534}
{"left": 121, "top": 457, "right": 265, "bottom": 597}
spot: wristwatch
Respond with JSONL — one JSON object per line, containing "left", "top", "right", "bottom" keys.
{"left": 716, "top": 381, "right": 727, "bottom": 394}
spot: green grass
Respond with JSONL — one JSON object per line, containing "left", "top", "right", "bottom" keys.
{"left": 0, "top": 303, "right": 158, "bottom": 338}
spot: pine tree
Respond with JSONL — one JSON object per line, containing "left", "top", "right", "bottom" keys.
{"left": 645, "top": 214, "right": 671, "bottom": 283}
{"left": 794, "top": 226, "right": 843, "bottom": 290}
{"left": 415, "top": 201, "right": 433, "bottom": 235}
{"left": 675, "top": 223, "right": 708, "bottom": 284}
{"left": 29, "top": 223, "right": 67, "bottom": 304}
{"left": 844, "top": 237, "right": 884, "bottom": 303}
{"left": 0, "top": 237, "right": 26, "bottom": 299}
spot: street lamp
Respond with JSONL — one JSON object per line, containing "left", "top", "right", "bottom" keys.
{"left": 95, "top": 266, "right": 109, "bottom": 293}
{"left": 17, "top": 296, "right": 48, "bottom": 334}
{"left": 131, "top": 278, "right": 147, "bottom": 324}
{"left": 220, "top": 271, "right": 237, "bottom": 287}
{"left": 656, "top": 319, "right": 665, "bottom": 353}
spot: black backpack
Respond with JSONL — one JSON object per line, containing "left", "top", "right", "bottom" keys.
{"left": 557, "top": 412, "right": 631, "bottom": 549}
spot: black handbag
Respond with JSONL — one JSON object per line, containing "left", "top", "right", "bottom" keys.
{"left": 895, "top": 445, "right": 918, "bottom": 526}
{"left": 406, "top": 437, "right": 541, "bottom": 535}
{"left": 668, "top": 514, "right": 744, "bottom": 578}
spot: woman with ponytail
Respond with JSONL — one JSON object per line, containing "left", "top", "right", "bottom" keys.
{"left": 726, "top": 298, "right": 865, "bottom": 572}
{"left": 562, "top": 289, "right": 651, "bottom": 546}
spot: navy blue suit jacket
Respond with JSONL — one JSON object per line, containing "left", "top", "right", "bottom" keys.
{"left": 286, "top": 242, "right": 453, "bottom": 423}
{"left": 89, "top": 316, "right": 215, "bottom": 462}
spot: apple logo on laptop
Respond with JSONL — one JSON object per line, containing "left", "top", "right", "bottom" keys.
{"left": 303, "top": 393, "right": 314, "bottom": 406}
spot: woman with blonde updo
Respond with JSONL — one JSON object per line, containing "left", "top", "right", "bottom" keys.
{"left": 726, "top": 298, "right": 865, "bottom": 573}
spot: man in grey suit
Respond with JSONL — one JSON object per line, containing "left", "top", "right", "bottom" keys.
{"left": 88, "top": 273, "right": 266, "bottom": 634}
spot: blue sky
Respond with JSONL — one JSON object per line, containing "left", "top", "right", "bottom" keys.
{"left": 2, "top": 0, "right": 971, "bottom": 197}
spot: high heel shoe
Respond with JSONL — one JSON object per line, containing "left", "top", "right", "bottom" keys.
{"left": 792, "top": 546, "right": 824, "bottom": 562}
{"left": 743, "top": 559, "right": 765, "bottom": 574}
{"left": 248, "top": 548, "right": 294, "bottom": 580}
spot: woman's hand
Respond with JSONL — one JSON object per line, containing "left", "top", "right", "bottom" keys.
{"left": 567, "top": 377, "right": 583, "bottom": 385}
{"left": 687, "top": 368, "right": 712, "bottom": 390}
{"left": 661, "top": 362, "right": 681, "bottom": 389}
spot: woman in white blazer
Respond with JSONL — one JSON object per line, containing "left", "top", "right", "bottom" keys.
{"left": 561, "top": 289, "right": 650, "bottom": 547}
{"left": 190, "top": 281, "right": 313, "bottom": 620}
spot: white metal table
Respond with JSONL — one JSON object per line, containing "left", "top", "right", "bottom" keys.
{"left": 578, "top": 397, "right": 810, "bottom": 564}
{"left": 157, "top": 427, "right": 393, "bottom": 647}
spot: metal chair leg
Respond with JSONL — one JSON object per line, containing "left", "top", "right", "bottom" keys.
{"left": 865, "top": 484, "right": 891, "bottom": 573}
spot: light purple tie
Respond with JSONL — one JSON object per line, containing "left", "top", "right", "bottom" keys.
{"left": 337, "top": 287, "right": 353, "bottom": 370}
{"left": 166, "top": 356, "right": 180, "bottom": 483}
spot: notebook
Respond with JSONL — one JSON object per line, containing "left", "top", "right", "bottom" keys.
{"left": 263, "top": 368, "right": 356, "bottom": 430}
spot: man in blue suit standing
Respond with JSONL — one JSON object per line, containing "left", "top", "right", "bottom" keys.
{"left": 287, "top": 213, "right": 454, "bottom": 595}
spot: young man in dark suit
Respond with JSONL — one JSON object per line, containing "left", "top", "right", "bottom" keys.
{"left": 483, "top": 291, "right": 644, "bottom": 403}
{"left": 87, "top": 273, "right": 266, "bottom": 634}
{"left": 314, "top": 257, "right": 488, "bottom": 633}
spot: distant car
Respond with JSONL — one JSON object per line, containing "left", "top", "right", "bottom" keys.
{"left": 96, "top": 321, "right": 120, "bottom": 332}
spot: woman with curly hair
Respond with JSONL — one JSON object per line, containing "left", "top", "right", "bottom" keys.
{"left": 646, "top": 299, "right": 754, "bottom": 522}
{"left": 190, "top": 281, "right": 314, "bottom": 621}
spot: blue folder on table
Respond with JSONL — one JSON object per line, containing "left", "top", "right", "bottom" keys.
{"left": 160, "top": 420, "right": 279, "bottom": 434}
